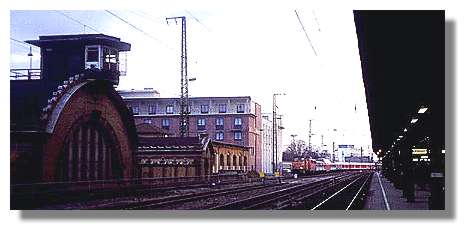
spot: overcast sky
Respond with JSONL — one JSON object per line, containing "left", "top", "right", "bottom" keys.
{"left": 10, "top": 7, "right": 373, "bottom": 156}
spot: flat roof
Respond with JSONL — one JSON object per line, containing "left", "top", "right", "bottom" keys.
{"left": 122, "top": 96, "right": 252, "bottom": 101}
{"left": 25, "top": 34, "right": 131, "bottom": 51}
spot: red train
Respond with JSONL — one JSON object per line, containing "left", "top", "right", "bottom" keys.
{"left": 291, "top": 158, "right": 376, "bottom": 175}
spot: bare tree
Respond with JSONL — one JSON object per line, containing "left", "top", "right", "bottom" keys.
{"left": 283, "top": 140, "right": 315, "bottom": 162}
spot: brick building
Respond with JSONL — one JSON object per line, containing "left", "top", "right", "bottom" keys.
{"left": 10, "top": 34, "right": 137, "bottom": 184}
{"left": 119, "top": 91, "right": 263, "bottom": 172}
{"left": 136, "top": 137, "right": 213, "bottom": 178}
{"left": 212, "top": 141, "right": 250, "bottom": 173}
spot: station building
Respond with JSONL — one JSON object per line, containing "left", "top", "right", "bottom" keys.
{"left": 212, "top": 141, "right": 250, "bottom": 173}
{"left": 119, "top": 91, "right": 263, "bottom": 172}
{"left": 136, "top": 137, "right": 213, "bottom": 178}
{"left": 10, "top": 34, "right": 137, "bottom": 183}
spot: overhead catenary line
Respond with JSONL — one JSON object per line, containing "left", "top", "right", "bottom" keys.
{"left": 10, "top": 37, "right": 40, "bottom": 52}
{"left": 105, "top": 10, "right": 173, "bottom": 50}
{"left": 54, "top": 10, "right": 101, "bottom": 33}
{"left": 294, "top": 10, "right": 318, "bottom": 56}
{"left": 185, "top": 10, "right": 211, "bottom": 32}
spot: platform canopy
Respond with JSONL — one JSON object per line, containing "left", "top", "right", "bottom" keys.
{"left": 353, "top": 11, "right": 445, "bottom": 153}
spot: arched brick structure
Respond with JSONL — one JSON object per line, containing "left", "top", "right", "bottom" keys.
{"left": 42, "top": 80, "right": 136, "bottom": 182}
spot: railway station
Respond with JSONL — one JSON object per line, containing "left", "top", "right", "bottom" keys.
{"left": 9, "top": 10, "right": 445, "bottom": 211}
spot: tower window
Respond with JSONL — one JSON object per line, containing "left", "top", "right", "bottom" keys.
{"left": 86, "top": 47, "right": 99, "bottom": 62}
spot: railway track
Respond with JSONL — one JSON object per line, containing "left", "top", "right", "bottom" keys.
{"left": 12, "top": 174, "right": 255, "bottom": 209}
{"left": 210, "top": 172, "right": 371, "bottom": 210}
{"left": 310, "top": 172, "right": 373, "bottom": 210}
{"left": 19, "top": 171, "right": 370, "bottom": 210}
{"left": 96, "top": 182, "right": 285, "bottom": 209}
{"left": 96, "top": 173, "right": 343, "bottom": 209}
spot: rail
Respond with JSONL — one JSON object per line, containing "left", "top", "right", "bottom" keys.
{"left": 10, "top": 174, "right": 248, "bottom": 209}
{"left": 210, "top": 172, "right": 362, "bottom": 210}
{"left": 103, "top": 182, "right": 283, "bottom": 210}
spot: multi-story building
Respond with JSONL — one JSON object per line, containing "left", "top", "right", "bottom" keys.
{"left": 261, "top": 113, "right": 283, "bottom": 174}
{"left": 261, "top": 115, "right": 273, "bottom": 173}
{"left": 119, "top": 90, "right": 263, "bottom": 172}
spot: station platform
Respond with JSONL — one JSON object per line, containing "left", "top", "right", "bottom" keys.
{"left": 364, "top": 172, "right": 430, "bottom": 210}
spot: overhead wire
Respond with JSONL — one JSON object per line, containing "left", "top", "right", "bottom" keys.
{"left": 185, "top": 10, "right": 211, "bottom": 32}
{"left": 54, "top": 10, "right": 101, "bottom": 33}
{"left": 10, "top": 37, "right": 40, "bottom": 52}
{"left": 294, "top": 9, "right": 318, "bottom": 56}
{"left": 105, "top": 10, "right": 173, "bottom": 50}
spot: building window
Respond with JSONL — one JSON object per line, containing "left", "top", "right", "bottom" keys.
{"left": 234, "top": 117, "right": 242, "bottom": 129}
{"left": 132, "top": 106, "right": 139, "bottom": 115}
{"left": 216, "top": 117, "right": 224, "bottom": 130}
{"left": 148, "top": 105, "right": 156, "bottom": 114}
{"left": 201, "top": 105, "right": 209, "bottom": 114}
{"left": 197, "top": 118, "right": 206, "bottom": 130}
{"left": 216, "top": 132, "right": 224, "bottom": 141}
{"left": 85, "top": 47, "right": 99, "bottom": 62}
{"left": 166, "top": 105, "right": 174, "bottom": 114}
{"left": 162, "top": 119, "right": 170, "bottom": 129}
{"left": 144, "top": 119, "right": 152, "bottom": 124}
{"left": 219, "top": 104, "right": 227, "bottom": 113}
{"left": 236, "top": 104, "right": 245, "bottom": 113}
{"left": 234, "top": 131, "right": 242, "bottom": 141}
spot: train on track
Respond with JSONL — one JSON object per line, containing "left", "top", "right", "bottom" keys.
{"left": 291, "top": 158, "right": 376, "bottom": 175}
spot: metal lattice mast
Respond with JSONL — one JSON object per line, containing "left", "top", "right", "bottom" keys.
{"left": 167, "top": 16, "right": 189, "bottom": 137}
{"left": 309, "top": 119, "right": 312, "bottom": 151}
{"left": 272, "top": 95, "right": 277, "bottom": 173}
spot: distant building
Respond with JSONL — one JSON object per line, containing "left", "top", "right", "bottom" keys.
{"left": 135, "top": 122, "right": 172, "bottom": 138}
{"left": 261, "top": 113, "right": 283, "bottom": 173}
{"left": 337, "top": 144, "right": 372, "bottom": 162}
{"left": 118, "top": 88, "right": 160, "bottom": 99}
{"left": 119, "top": 92, "right": 263, "bottom": 172}
{"left": 261, "top": 115, "right": 273, "bottom": 173}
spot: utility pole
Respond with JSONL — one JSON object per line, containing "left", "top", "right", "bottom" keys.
{"left": 272, "top": 93, "right": 285, "bottom": 173}
{"left": 332, "top": 141, "right": 335, "bottom": 162}
{"left": 167, "top": 16, "right": 189, "bottom": 137}
{"left": 360, "top": 146, "right": 363, "bottom": 163}
{"left": 308, "top": 119, "right": 313, "bottom": 151}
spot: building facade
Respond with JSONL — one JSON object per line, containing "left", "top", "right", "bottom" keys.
{"left": 119, "top": 92, "right": 263, "bottom": 172}
{"left": 261, "top": 115, "right": 273, "bottom": 173}
{"left": 136, "top": 137, "right": 213, "bottom": 178}
{"left": 261, "top": 114, "right": 283, "bottom": 174}
{"left": 212, "top": 141, "right": 250, "bottom": 174}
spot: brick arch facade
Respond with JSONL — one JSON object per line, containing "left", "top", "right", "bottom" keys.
{"left": 42, "top": 81, "right": 136, "bottom": 182}
{"left": 212, "top": 142, "right": 250, "bottom": 173}
{"left": 55, "top": 113, "right": 122, "bottom": 181}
